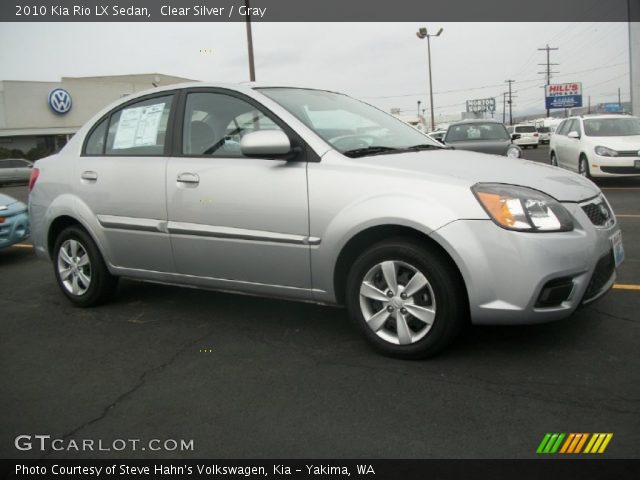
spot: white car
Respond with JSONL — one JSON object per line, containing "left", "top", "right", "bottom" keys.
{"left": 427, "top": 129, "right": 447, "bottom": 144}
{"left": 536, "top": 126, "right": 551, "bottom": 144}
{"left": 507, "top": 125, "right": 540, "bottom": 148}
{"left": 549, "top": 115, "right": 640, "bottom": 178}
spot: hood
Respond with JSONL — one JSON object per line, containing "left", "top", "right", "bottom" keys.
{"left": 356, "top": 149, "right": 599, "bottom": 202}
{"left": 0, "top": 193, "right": 19, "bottom": 207}
{"left": 589, "top": 135, "right": 640, "bottom": 151}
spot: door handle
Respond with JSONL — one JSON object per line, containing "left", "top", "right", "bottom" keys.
{"left": 176, "top": 172, "right": 200, "bottom": 185}
{"left": 81, "top": 171, "right": 98, "bottom": 181}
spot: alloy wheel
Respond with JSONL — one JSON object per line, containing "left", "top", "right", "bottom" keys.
{"left": 359, "top": 260, "right": 436, "bottom": 345}
{"left": 57, "top": 239, "right": 92, "bottom": 296}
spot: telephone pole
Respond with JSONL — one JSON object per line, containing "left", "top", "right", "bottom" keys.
{"left": 502, "top": 92, "right": 507, "bottom": 123}
{"left": 244, "top": 0, "right": 256, "bottom": 81}
{"left": 506, "top": 80, "right": 515, "bottom": 125}
{"left": 538, "top": 44, "right": 559, "bottom": 118}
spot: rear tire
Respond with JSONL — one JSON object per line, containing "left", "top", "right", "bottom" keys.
{"left": 345, "top": 238, "right": 467, "bottom": 359}
{"left": 53, "top": 226, "right": 118, "bottom": 307}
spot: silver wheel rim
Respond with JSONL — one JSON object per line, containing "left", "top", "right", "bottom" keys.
{"left": 57, "top": 239, "right": 92, "bottom": 296}
{"left": 359, "top": 260, "right": 436, "bottom": 345}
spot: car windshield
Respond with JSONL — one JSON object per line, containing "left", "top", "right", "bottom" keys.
{"left": 258, "top": 88, "right": 442, "bottom": 157}
{"left": 583, "top": 117, "right": 640, "bottom": 137}
{"left": 444, "top": 123, "right": 509, "bottom": 142}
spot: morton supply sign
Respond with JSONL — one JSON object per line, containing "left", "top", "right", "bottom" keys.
{"left": 545, "top": 82, "right": 583, "bottom": 109}
{"left": 466, "top": 97, "right": 496, "bottom": 113}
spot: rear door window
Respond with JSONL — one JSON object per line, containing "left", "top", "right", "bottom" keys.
{"left": 105, "top": 95, "right": 174, "bottom": 156}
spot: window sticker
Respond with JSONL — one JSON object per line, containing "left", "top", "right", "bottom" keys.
{"left": 112, "top": 102, "right": 166, "bottom": 149}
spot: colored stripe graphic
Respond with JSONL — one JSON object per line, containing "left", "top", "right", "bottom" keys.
{"left": 539, "top": 433, "right": 613, "bottom": 454}
{"left": 537, "top": 433, "right": 565, "bottom": 454}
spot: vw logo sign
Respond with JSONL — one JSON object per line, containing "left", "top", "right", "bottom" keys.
{"left": 48, "top": 88, "right": 72, "bottom": 114}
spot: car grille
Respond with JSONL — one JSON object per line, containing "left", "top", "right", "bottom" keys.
{"left": 583, "top": 251, "right": 615, "bottom": 302}
{"left": 616, "top": 151, "right": 640, "bottom": 158}
{"left": 580, "top": 197, "right": 615, "bottom": 228}
{"left": 601, "top": 166, "right": 640, "bottom": 174}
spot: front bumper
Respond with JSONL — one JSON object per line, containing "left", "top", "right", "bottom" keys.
{"left": 589, "top": 153, "right": 640, "bottom": 177}
{"left": 430, "top": 202, "right": 619, "bottom": 325}
{"left": 0, "top": 210, "right": 30, "bottom": 249}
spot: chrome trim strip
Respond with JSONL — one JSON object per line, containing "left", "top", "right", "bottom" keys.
{"left": 96, "top": 215, "right": 321, "bottom": 245}
{"left": 168, "top": 221, "right": 320, "bottom": 245}
{"left": 97, "top": 215, "right": 165, "bottom": 233}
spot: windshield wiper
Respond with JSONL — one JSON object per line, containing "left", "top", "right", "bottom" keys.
{"left": 406, "top": 144, "right": 444, "bottom": 150}
{"left": 343, "top": 146, "right": 400, "bottom": 158}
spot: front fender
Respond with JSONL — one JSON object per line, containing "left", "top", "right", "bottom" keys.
{"left": 310, "top": 192, "right": 479, "bottom": 303}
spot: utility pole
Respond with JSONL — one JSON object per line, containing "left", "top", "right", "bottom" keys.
{"left": 244, "top": 0, "right": 256, "bottom": 81}
{"left": 618, "top": 87, "right": 622, "bottom": 108}
{"left": 502, "top": 92, "right": 507, "bottom": 123}
{"left": 588, "top": 96, "right": 591, "bottom": 114}
{"left": 538, "top": 44, "right": 559, "bottom": 118}
{"left": 506, "top": 80, "right": 515, "bottom": 125}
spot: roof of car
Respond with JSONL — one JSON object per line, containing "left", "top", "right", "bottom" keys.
{"left": 447, "top": 119, "right": 505, "bottom": 126}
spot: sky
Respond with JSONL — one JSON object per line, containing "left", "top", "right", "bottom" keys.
{"left": 0, "top": 22, "right": 631, "bottom": 121}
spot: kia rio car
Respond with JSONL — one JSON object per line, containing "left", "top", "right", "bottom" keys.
{"left": 29, "top": 83, "right": 624, "bottom": 358}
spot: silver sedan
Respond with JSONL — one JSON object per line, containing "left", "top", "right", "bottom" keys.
{"left": 28, "top": 83, "right": 623, "bottom": 358}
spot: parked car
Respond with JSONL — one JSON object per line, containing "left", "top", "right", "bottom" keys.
{"left": 29, "top": 84, "right": 623, "bottom": 358}
{"left": 0, "top": 193, "right": 29, "bottom": 249}
{"left": 507, "top": 124, "right": 540, "bottom": 148}
{"left": 427, "top": 129, "right": 447, "bottom": 144}
{"left": 443, "top": 120, "right": 521, "bottom": 157}
{"left": 537, "top": 126, "right": 551, "bottom": 144}
{"left": 0, "top": 158, "right": 33, "bottom": 185}
{"left": 549, "top": 114, "right": 640, "bottom": 178}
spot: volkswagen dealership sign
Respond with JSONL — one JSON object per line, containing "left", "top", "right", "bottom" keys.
{"left": 48, "top": 88, "right": 72, "bottom": 114}
{"left": 545, "top": 82, "right": 582, "bottom": 109}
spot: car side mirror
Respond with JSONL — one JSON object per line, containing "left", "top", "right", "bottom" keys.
{"left": 240, "top": 130, "right": 292, "bottom": 158}
{"left": 567, "top": 131, "right": 580, "bottom": 139}
{"left": 511, "top": 133, "right": 521, "bottom": 140}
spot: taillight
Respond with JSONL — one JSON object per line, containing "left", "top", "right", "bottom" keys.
{"left": 28, "top": 167, "right": 40, "bottom": 192}
{"left": 533, "top": 133, "right": 539, "bottom": 137}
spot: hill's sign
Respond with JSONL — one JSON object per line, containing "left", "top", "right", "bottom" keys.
{"left": 545, "top": 82, "right": 582, "bottom": 109}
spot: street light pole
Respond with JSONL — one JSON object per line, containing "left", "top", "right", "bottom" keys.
{"left": 416, "top": 27, "right": 443, "bottom": 132}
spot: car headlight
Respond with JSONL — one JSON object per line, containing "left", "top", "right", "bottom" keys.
{"left": 472, "top": 183, "right": 574, "bottom": 232}
{"left": 506, "top": 145, "right": 521, "bottom": 158}
{"left": 594, "top": 146, "right": 618, "bottom": 157}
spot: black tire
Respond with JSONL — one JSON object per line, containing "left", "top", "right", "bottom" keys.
{"left": 579, "top": 155, "right": 592, "bottom": 180}
{"left": 550, "top": 151, "right": 558, "bottom": 166}
{"left": 345, "top": 238, "right": 467, "bottom": 359}
{"left": 53, "top": 225, "right": 118, "bottom": 307}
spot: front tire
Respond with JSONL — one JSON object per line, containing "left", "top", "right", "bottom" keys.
{"left": 345, "top": 238, "right": 467, "bottom": 359}
{"left": 550, "top": 151, "right": 558, "bottom": 166}
{"left": 53, "top": 226, "right": 117, "bottom": 307}
{"left": 579, "top": 155, "right": 592, "bottom": 179}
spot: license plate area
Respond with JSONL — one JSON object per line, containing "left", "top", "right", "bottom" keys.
{"left": 610, "top": 230, "right": 624, "bottom": 268}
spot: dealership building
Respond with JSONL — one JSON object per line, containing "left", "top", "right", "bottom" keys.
{"left": 0, "top": 73, "right": 192, "bottom": 155}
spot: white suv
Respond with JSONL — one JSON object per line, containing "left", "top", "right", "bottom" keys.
{"left": 549, "top": 115, "right": 640, "bottom": 178}
{"left": 507, "top": 124, "right": 539, "bottom": 148}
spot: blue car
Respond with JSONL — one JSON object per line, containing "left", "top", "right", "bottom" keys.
{"left": 0, "top": 193, "right": 29, "bottom": 249}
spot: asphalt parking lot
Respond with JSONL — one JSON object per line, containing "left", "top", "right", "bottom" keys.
{"left": 1, "top": 145, "right": 639, "bottom": 459}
